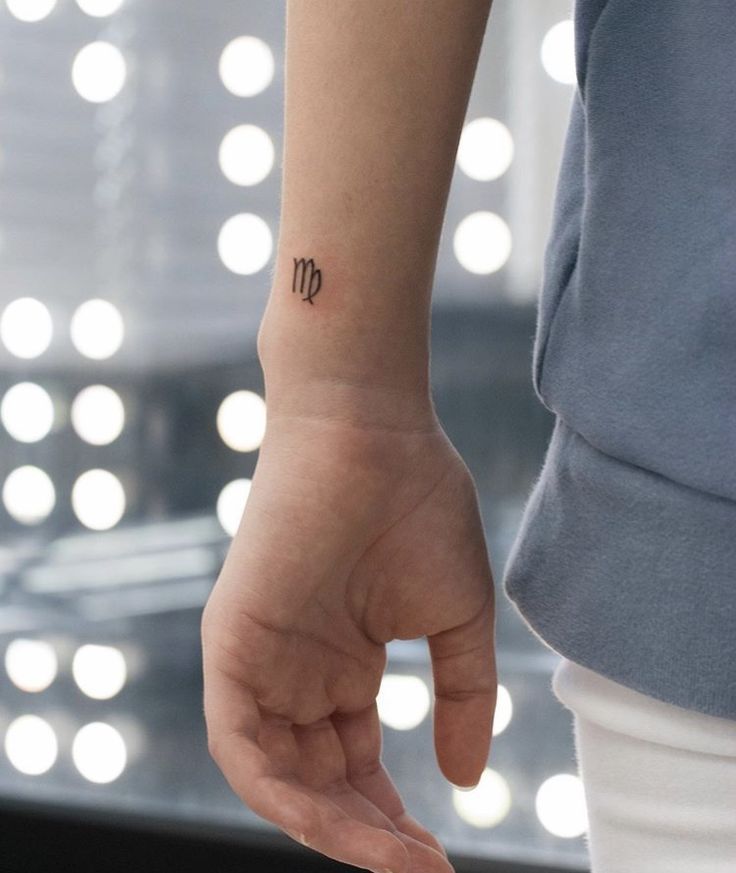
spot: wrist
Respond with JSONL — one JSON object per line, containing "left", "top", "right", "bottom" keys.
{"left": 257, "top": 288, "right": 435, "bottom": 432}
{"left": 261, "top": 369, "right": 437, "bottom": 434}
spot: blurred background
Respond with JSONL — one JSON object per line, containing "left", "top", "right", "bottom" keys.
{"left": 0, "top": 1, "right": 588, "bottom": 871}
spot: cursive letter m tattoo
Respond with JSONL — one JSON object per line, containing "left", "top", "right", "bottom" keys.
{"left": 292, "top": 257, "right": 322, "bottom": 305}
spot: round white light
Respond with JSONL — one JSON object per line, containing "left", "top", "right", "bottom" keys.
{"left": 3, "top": 466, "right": 55, "bottom": 525}
{"left": 72, "top": 644, "right": 127, "bottom": 700}
{"left": 216, "top": 478, "right": 252, "bottom": 537}
{"left": 377, "top": 675, "right": 431, "bottom": 731}
{"left": 72, "top": 41, "right": 127, "bottom": 103}
{"left": 216, "top": 390, "right": 266, "bottom": 452}
{"left": 452, "top": 767, "right": 512, "bottom": 828}
{"left": 453, "top": 211, "right": 512, "bottom": 275}
{"left": 71, "top": 385, "right": 125, "bottom": 445}
{"left": 5, "top": 715, "right": 58, "bottom": 775}
{"left": 541, "top": 20, "right": 577, "bottom": 86}
{"left": 4, "top": 639, "right": 58, "bottom": 693}
{"left": 491, "top": 684, "right": 513, "bottom": 736}
{"left": 71, "top": 469, "right": 126, "bottom": 531}
{"left": 72, "top": 722, "right": 127, "bottom": 783}
{"left": 0, "top": 297, "right": 53, "bottom": 359}
{"left": 75, "top": 0, "right": 124, "bottom": 16}
{"left": 5, "top": 0, "right": 57, "bottom": 22}
{"left": 219, "top": 124, "right": 275, "bottom": 186}
{"left": 457, "top": 118, "right": 514, "bottom": 181}
{"left": 70, "top": 299, "right": 124, "bottom": 359}
{"left": 536, "top": 773, "right": 588, "bottom": 838}
{"left": 219, "top": 36, "right": 274, "bottom": 97}
{"left": 1, "top": 382, "right": 54, "bottom": 443}
{"left": 217, "top": 213, "right": 272, "bottom": 275}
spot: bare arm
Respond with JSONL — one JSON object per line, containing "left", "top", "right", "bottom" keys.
{"left": 259, "top": 0, "right": 494, "bottom": 425}
{"left": 202, "top": 6, "right": 497, "bottom": 873}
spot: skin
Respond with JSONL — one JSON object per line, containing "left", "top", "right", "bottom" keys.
{"left": 201, "top": 3, "right": 496, "bottom": 873}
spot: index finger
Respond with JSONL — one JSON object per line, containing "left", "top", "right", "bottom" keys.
{"left": 202, "top": 666, "right": 411, "bottom": 873}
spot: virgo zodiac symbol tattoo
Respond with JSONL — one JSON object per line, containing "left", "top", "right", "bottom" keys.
{"left": 292, "top": 257, "right": 322, "bottom": 305}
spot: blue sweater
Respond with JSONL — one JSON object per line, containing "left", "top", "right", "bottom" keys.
{"left": 502, "top": 0, "right": 736, "bottom": 719}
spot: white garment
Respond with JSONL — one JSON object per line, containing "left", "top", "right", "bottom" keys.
{"left": 551, "top": 657, "right": 736, "bottom": 873}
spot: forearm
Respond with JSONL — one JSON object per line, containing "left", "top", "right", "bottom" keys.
{"left": 259, "top": 0, "right": 493, "bottom": 427}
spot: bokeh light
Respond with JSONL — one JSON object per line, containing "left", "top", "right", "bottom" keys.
{"left": 536, "top": 773, "right": 588, "bottom": 838}
{"left": 4, "top": 639, "right": 58, "bottom": 693}
{"left": 71, "top": 469, "right": 126, "bottom": 531}
{"left": 75, "top": 0, "right": 124, "bottom": 16}
{"left": 216, "top": 478, "right": 252, "bottom": 536}
{"left": 457, "top": 118, "right": 514, "bottom": 181}
{"left": 2, "top": 465, "right": 55, "bottom": 524}
{"left": 1, "top": 382, "right": 54, "bottom": 443}
{"left": 219, "top": 124, "right": 275, "bottom": 186}
{"left": 452, "top": 767, "right": 512, "bottom": 828}
{"left": 541, "top": 20, "right": 577, "bottom": 86}
{"left": 0, "top": 297, "right": 53, "bottom": 359}
{"left": 70, "top": 299, "right": 124, "bottom": 359}
{"left": 71, "top": 41, "right": 127, "bottom": 103}
{"left": 216, "top": 390, "right": 266, "bottom": 452}
{"left": 71, "top": 385, "right": 125, "bottom": 445}
{"left": 377, "top": 675, "right": 431, "bottom": 730}
{"left": 453, "top": 211, "right": 512, "bottom": 275}
{"left": 72, "top": 645, "right": 127, "bottom": 700}
{"left": 5, "top": 0, "right": 57, "bottom": 22}
{"left": 217, "top": 213, "right": 273, "bottom": 275}
{"left": 5, "top": 715, "right": 58, "bottom": 775}
{"left": 219, "top": 36, "right": 274, "bottom": 97}
{"left": 72, "top": 722, "right": 127, "bottom": 783}
{"left": 492, "top": 684, "right": 513, "bottom": 736}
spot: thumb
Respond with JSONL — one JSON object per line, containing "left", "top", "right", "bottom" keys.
{"left": 427, "top": 585, "right": 497, "bottom": 790}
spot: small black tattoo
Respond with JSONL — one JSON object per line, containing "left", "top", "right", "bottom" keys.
{"left": 292, "top": 257, "right": 322, "bottom": 305}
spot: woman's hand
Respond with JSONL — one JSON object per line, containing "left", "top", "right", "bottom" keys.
{"left": 201, "top": 408, "right": 497, "bottom": 873}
